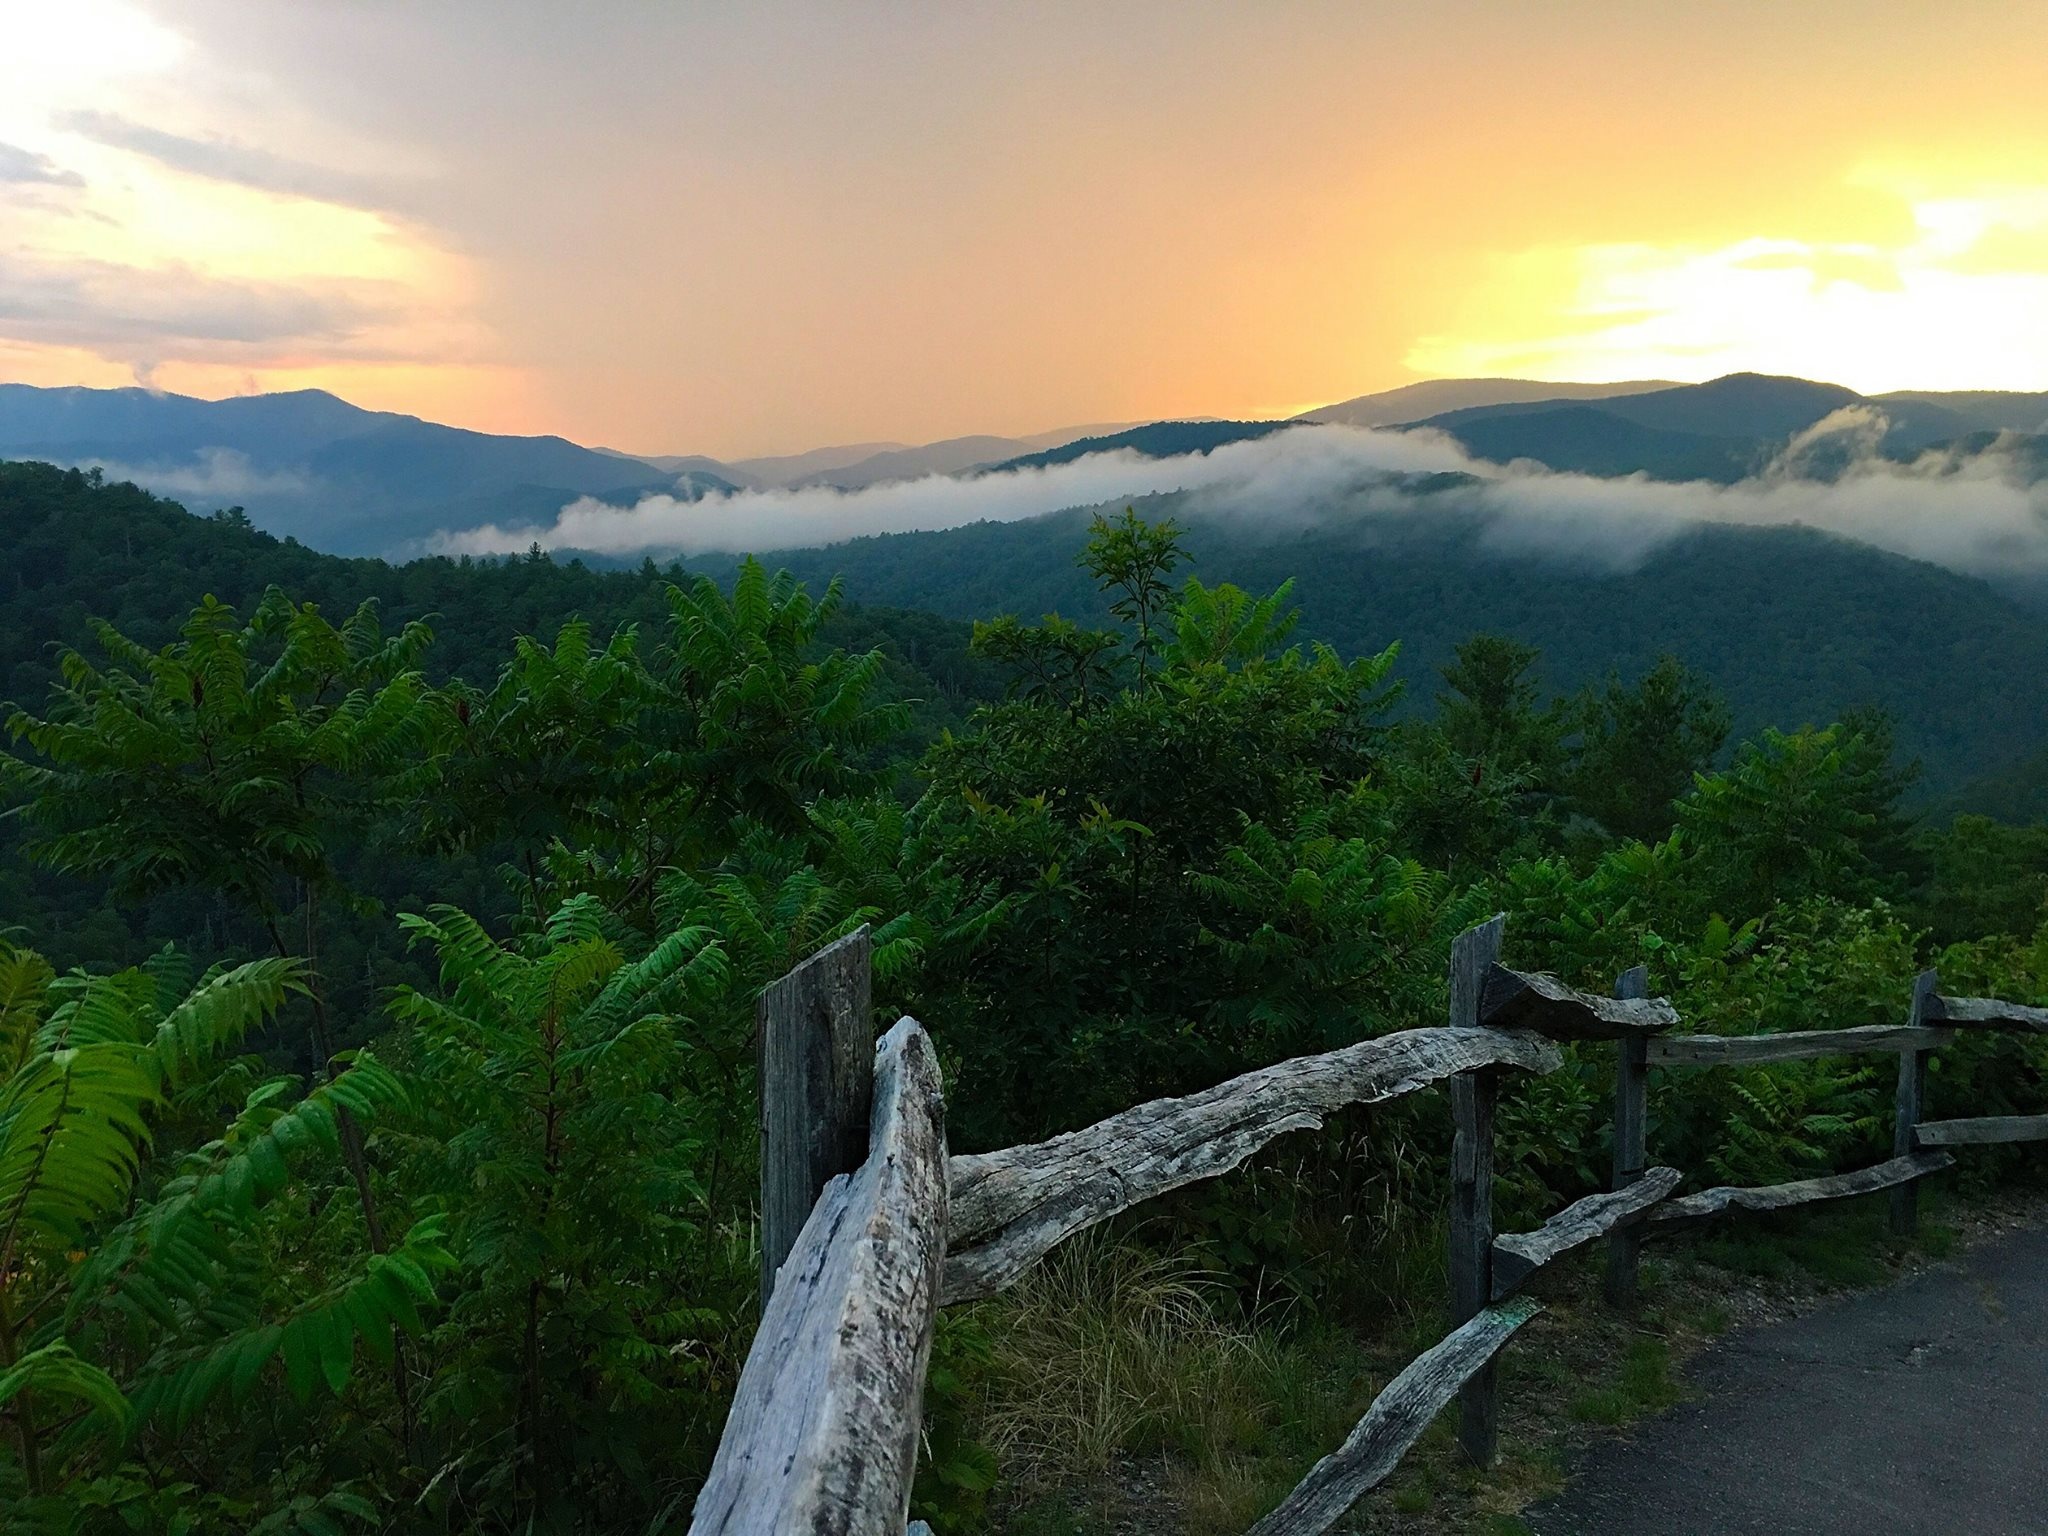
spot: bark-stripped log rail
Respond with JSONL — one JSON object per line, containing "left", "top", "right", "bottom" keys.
{"left": 1492, "top": 1167, "right": 1682, "bottom": 1299}
{"left": 1926, "top": 994, "right": 2048, "bottom": 1032}
{"left": 691, "top": 1019, "right": 948, "bottom": 1536}
{"left": 1242, "top": 1297, "right": 1541, "bottom": 1536}
{"left": 1647, "top": 1024, "right": 1953, "bottom": 1067}
{"left": 1915, "top": 1114, "right": 2048, "bottom": 1147}
{"left": 941, "top": 1026, "right": 1561, "bottom": 1306}
{"left": 1644, "top": 1152, "right": 1953, "bottom": 1228}
{"left": 1480, "top": 965, "right": 1680, "bottom": 1040}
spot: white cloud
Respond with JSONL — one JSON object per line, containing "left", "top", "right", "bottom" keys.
{"left": 433, "top": 412, "right": 2048, "bottom": 585}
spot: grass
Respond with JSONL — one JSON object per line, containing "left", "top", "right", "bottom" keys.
{"left": 1567, "top": 1337, "right": 1683, "bottom": 1426}
{"left": 957, "top": 1233, "right": 1383, "bottom": 1535}
{"left": 1694, "top": 1196, "right": 1961, "bottom": 1289}
{"left": 945, "top": 1184, "right": 1990, "bottom": 1535}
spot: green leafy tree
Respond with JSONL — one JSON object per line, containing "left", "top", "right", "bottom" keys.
{"left": 1566, "top": 655, "right": 1730, "bottom": 843}
{"left": 968, "top": 614, "right": 1121, "bottom": 714}
{"left": 1678, "top": 722, "right": 1910, "bottom": 912}
{"left": 392, "top": 897, "right": 737, "bottom": 1530}
{"left": 1080, "top": 507, "right": 1187, "bottom": 679}
{"left": 3, "top": 588, "right": 440, "bottom": 1078}
{"left": 1436, "top": 634, "right": 1566, "bottom": 785}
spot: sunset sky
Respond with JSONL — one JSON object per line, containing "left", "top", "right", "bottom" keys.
{"left": 4, "top": 0, "right": 2046, "bottom": 458}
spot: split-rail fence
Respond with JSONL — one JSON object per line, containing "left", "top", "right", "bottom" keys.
{"left": 686, "top": 920, "right": 2048, "bottom": 1536}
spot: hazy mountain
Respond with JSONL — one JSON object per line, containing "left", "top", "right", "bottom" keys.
{"left": 1407, "top": 373, "right": 2000, "bottom": 480}
{"left": 1431, "top": 405, "right": 1762, "bottom": 482}
{"left": 1016, "top": 421, "right": 1152, "bottom": 450}
{"left": 1299, "top": 377, "right": 1677, "bottom": 428}
{"left": 784, "top": 435, "right": 1037, "bottom": 490}
{"left": 726, "top": 442, "right": 906, "bottom": 487}
{"left": 1422, "top": 373, "right": 1859, "bottom": 439}
{"left": 1878, "top": 390, "right": 2048, "bottom": 435}
{"left": 12, "top": 374, "right": 2044, "bottom": 565}
{"left": 988, "top": 419, "right": 1296, "bottom": 473}
{"left": 0, "top": 382, "right": 676, "bottom": 555}
{"left": 610, "top": 427, "right": 1148, "bottom": 493}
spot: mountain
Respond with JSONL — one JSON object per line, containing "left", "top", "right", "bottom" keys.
{"left": 725, "top": 442, "right": 906, "bottom": 487}
{"left": 1016, "top": 421, "right": 1151, "bottom": 449}
{"left": 1878, "top": 390, "right": 2048, "bottom": 435}
{"left": 679, "top": 490, "right": 2048, "bottom": 802}
{"left": 0, "top": 456, "right": 992, "bottom": 736}
{"left": 988, "top": 419, "right": 1295, "bottom": 473}
{"left": 1421, "top": 372, "right": 1858, "bottom": 437}
{"left": 1300, "top": 377, "right": 1677, "bottom": 428}
{"left": 11, "top": 448, "right": 2048, "bottom": 808}
{"left": 624, "top": 426, "right": 1150, "bottom": 492}
{"left": 1407, "top": 373, "right": 1996, "bottom": 479}
{"left": 1428, "top": 405, "right": 1761, "bottom": 482}
{"left": 783, "top": 435, "right": 1037, "bottom": 489}
{"left": 0, "top": 382, "right": 679, "bottom": 555}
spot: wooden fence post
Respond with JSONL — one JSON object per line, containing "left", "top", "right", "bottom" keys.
{"left": 1890, "top": 968, "right": 1938, "bottom": 1238}
{"left": 758, "top": 925, "right": 874, "bottom": 1311}
{"left": 1603, "top": 964, "right": 1650, "bottom": 1308}
{"left": 1448, "top": 915, "right": 1504, "bottom": 1467}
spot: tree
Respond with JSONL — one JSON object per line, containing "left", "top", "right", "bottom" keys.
{"left": 1677, "top": 722, "right": 1909, "bottom": 912}
{"left": 3, "top": 589, "right": 444, "bottom": 1278}
{"left": 1079, "top": 507, "right": 1188, "bottom": 680}
{"left": 1568, "top": 656, "right": 1730, "bottom": 842}
{"left": 1436, "top": 635, "right": 1567, "bottom": 786}
{"left": 391, "top": 897, "right": 735, "bottom": 1529}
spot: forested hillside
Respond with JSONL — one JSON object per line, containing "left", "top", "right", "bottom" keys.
{"left": 0, "top": 462, "right": 993, "bottom": 984}
{"left": 3, "top": 463, "right": 2047, "bottom": 1534}
{"left": 688, "top": 496, "right": 2048, "bottom": 802}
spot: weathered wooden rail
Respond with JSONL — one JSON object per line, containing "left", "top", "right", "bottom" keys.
{"left": 686, "top": 922, "right": 2048, "bottom": 1536}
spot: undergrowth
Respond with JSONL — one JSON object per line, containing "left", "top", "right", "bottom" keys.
{"left": 947, "top": 1186, "right": 2002, "bottom": 1535}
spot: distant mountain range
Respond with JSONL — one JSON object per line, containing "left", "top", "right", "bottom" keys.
{"left": 6, "top": 373, "right": 2048, "bottom": 559}
{"left": 0, "top": 382, "right": 1155, "bottom": 552}
{"left": 1298, "top": 376, "right": 1683, "bottom": 427}
{"left": 9, "top": 371, "right": 2048, "bottom": 805}
{"left": 0, "top": 383, "right": 678, "bottom": 555}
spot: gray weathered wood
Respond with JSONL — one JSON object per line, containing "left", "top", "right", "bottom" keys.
{"left": 1447, "top": 918, "right": 1503, "bottom": 1468}
{"left": 1603, "top": 965, "right": 1650, "bottom": 1309}
{"left": 941, "top": 1022, "right": 1560, "bottom": 1305}
{"left": 1646, "top": 1152, "right": 1953, "bottom": 1229}
{"left": 1495, "top": 1166, "right": 1681, "bottom": 1300}
{"left": 1892, "top": 970, "right": 1937, "bottom": 1237}
{"left": 1242, "top": 1297, "right": 1541, "bottom": 1536}
{"left": 693, "top": 1018, "right": 948, "bottom": 1536}
{"left": 1481, "top": 964, "right": 1680, "bottom": 1040}
{"left": 759, "top": 926, "right": 873, "bottom": 1310}
{"left": 1648, "top": 1023, "right": 1953, "bottom": 1067}
{"left": 1925, "top": 993, "right": 2048, "bottom": 1032}
{"left": 1914, "top": 1114, "right": 2048, "bottom": 1147}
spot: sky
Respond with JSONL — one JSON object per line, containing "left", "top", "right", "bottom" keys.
{"left": 4, "top": 0, "right": 2048, "bottom": 459}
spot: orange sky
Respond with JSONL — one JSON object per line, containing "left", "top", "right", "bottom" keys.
{"left": 4, "top": 1, "right": 2047, "bottom": 457}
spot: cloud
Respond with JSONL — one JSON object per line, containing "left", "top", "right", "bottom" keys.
{"left": 0, "top": 144, "right": 85, "bottom": 189}
{"left": 0, "top": 253, "right": 407, "bottom": 358}
{"left": 0, "top": 142, "right": 84, "bottom": 186}
{"left": 433, "top": 413, "right": 2048, "bottom": 586}
{"left": 54, "top": 109, "right": 402, "bottom": 215}
{"left": 83, "top": 448, "right": 311, "bottom": 501}
{"left": 435, "top": 426, "right": 1466, "bottom": 556}
{"left": 1408, "top": 184, "right": 2048, "bottom": 395}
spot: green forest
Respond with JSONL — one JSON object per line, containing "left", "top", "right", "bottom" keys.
{"left": 3, "top": 459, "right": 2047, "bottom": 1534}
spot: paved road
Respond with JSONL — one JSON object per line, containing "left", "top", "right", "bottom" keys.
{"left": 1527, "top": 1223, "right": 2048, "bottom": 1536}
